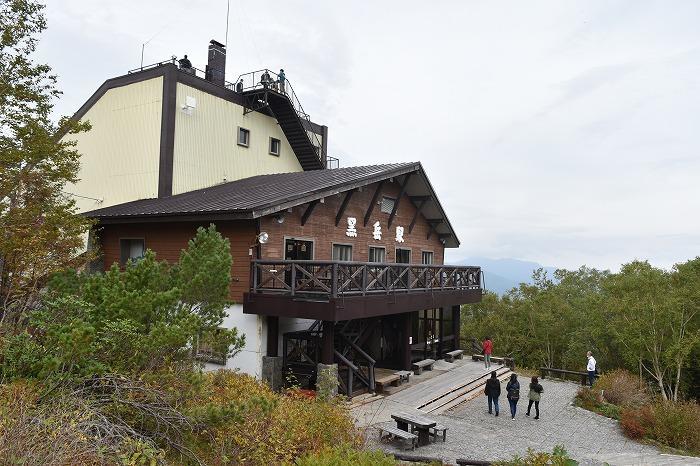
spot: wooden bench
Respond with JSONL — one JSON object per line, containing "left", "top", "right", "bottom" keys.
{"left": 429, "top": 424, "right": 448, "bottom": 442}
{"left": 392, "top": 412, "right": 437, "bottom": 447}
{"left": 540, "top": 367, "right": 600, "bottom": 386}
{"left": 444, "top": 349, "right": 464, "bottom": 362}
{"left": 377, "top": 424, "right": 418, "bottom": 450}
{"left": 375, "top": 374, "right": 401, "bottom": 393}
{"left": 412, "top": 358, "right": 435, "bottom": 375}
{"left": 394, "top": 370, "right": 411, "bottom": 384}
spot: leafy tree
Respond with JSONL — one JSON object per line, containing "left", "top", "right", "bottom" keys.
{"left": 0, "top": 225, "right": 246, "bottom": 382}
{"left": 0, "top": 0, "right": 92, "bottom": 328}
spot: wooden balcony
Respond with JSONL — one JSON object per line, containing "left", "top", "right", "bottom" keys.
{"left": 243, "top": 260, "right": 483, "bottom": 321}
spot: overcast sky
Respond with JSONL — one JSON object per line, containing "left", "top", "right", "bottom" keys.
{"left": 38, "top": 1, "right": 700, "bottom": 271}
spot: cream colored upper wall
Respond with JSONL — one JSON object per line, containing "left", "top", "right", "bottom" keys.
{"left": 172, "top": 83, "right": 304, "bottom": 195}
{"left": 63, "top": 77, "right": 164, "bottom": 213}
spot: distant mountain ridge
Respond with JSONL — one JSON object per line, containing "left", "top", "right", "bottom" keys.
{"left": 452, "top": 257, "right": 558, "bottom": 295}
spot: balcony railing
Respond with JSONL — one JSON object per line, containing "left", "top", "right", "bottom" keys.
{"left": 251, "top": 260, "right": 482, "bottom": 298}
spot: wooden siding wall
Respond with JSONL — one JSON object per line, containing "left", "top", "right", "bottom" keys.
{"left": 98, "top": 221, "right": 256, "bottom": 302}
{"left": 260, "top": 180, "right": 445, "bottom": 264}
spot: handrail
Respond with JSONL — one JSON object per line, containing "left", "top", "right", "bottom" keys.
{"left": 233, "top": 68, "right": 326, "bottom": 166}
{"left": 252, "top": 260, "right": 482, "bottom": 298}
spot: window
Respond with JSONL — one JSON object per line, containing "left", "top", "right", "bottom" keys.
{"left": 396, "top": 248, "right": 411, "bottom": 264}
{"left": 332, "top": 244, "right": 352, "bottom": 261}
{"left": 422, "top": 251, "right": 434, "bottom": 265}
{"left": 269, "top": 137, "right": 281, "bottom": 156}
{"left": 369, "top": 246, "right": 386, "bottom": 263}
{"left": 380, "top": 196, "right": 395, "bottom": 214}
{"left": 120, "top": 238, "right": 144, "bottom": 266}
{"left": 237, "top": 127, "right": 250, "bottom": 147}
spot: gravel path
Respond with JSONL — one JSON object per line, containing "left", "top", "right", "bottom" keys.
{"left": 365, "top": 377, "right": 698, "bottom": 465}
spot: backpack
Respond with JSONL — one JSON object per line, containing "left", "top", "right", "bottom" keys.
{"left": 508, "top": 383, "right": 520, "bottom": 400}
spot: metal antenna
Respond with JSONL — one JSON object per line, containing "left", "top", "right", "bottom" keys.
{"left": 225, "top": 0, "right": 231, "bottom": 49}
{"left": 140, "top": 28, "right": 165, "bottom": 70}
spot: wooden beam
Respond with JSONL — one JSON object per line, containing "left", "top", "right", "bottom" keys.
{"left": 427, "top": 223, "right": 438, "bottom": 240}
{"left": 388, "top": 172, "right": 413, "bottom": 227}
{"left": 335, "top": 189, "right": 355, "bottom": 226}
{"left": 301, "top": 200, "right": 320, "bottom": 226}
{"left": 409, "top": 195, "right": 431, "bottom": 202}
{"left": 364, "top": 180, "right": 385, "bottom": 227}
{"left": 426, "top": 218, "right": 443, "bottom": 225}
{"left": 408, "top": 198, "right": 428, "bottom": 234}
{"left": 438, "top": 233, "right": 452, "bottom": 239}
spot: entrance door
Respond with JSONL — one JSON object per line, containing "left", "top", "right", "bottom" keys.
{"left": 285, "top": 239, "right": 313, "bottom": 289}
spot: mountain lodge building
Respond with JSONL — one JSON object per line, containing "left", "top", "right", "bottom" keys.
{"left": 66, "top": 40, "right": 483, "bottom": 395}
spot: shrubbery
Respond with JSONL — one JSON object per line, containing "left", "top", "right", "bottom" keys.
{"left": 497, "top": 445, "right": 577, "bottom": 466}
{"left": 295, "top": 444, "right": 397, "bottom": 466}
{"left": 621, "top": 402, "right": 700, "bottom": 454}
{"left": 594, "top": 369, "right": 649, "bottom": 407}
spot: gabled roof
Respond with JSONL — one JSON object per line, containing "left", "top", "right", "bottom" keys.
{"left": 84, "top": 163, "right": 461, "bottom": 247}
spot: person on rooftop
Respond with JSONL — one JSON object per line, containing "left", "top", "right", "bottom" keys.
{"left": 236, "top": 79, "right": 243, "bottom": 93}
{"left": 178, "top": 54, "right": 192, "bottom": 69}
{"left": 261, "top": 70, "right": 271, "bottom": 88}
{"left": 278, "top": 68, "right": 286, "bottom": 94}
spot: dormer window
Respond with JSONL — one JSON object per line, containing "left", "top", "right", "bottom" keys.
{"left": 269, "top": 137, "right": 281, "bottom": 156}
{"left": 237, "top": 127, "right": 250, "bottom": 147}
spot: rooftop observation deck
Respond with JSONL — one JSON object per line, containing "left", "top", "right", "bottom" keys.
{"left": 129, "top": 59, "right": 339, "bottom": 170}
{"left": 243, "top": 260, "right": 483, "bottom": 321}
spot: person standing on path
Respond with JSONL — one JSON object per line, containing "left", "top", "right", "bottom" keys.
{"left": 526, "top": 376, "right": 543, "bottom": 419}
{"left": 482, "top": 336, "right": 493, "bottom": 369}
{"left": 506, "top": 373, "right": 520, "bottom": 420}
{"left": 484, "top": 371, "right": 501, "bottom": 416}
{"left": 587, "top": 351, "right": 597, "bottom": 386}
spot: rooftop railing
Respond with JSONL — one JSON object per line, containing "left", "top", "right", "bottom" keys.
{"left": 251, "top": 260, "right": 482, "bottom": 298}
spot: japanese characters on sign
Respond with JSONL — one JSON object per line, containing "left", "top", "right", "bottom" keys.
{"left": 372, "top": 221, "right": 382, "bottom": 240}
{"left": 345, "top": 217, "right": 357, "bottom": 237}
{"left": 345, "top": 217, "right": 405, "bottom": 243}
{"left": 395, "top": 226, "right": 405, "bottom": 243}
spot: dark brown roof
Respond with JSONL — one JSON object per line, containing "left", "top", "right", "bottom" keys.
{"left": 84, "top": 162, "right": 461, "bottom": 247}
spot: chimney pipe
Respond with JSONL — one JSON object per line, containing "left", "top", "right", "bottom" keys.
{"left": 205, "top": 39, "right": 226, "bottom": 86}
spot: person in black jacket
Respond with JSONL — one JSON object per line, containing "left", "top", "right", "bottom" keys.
{"left": 484, "top": 371, "right": 501, "bottom": 416}
{"left": 526, "top": 376, "right": 544, "bottom": 419}
{"left": 506, "top": 373, "right": 520, "bottom": 420}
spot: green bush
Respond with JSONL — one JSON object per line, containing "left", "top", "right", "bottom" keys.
{"left": 295, "top": 443, "right": 397, "bottom": 466}
{"left": 497, "top": 444, "right": 578, "bottom": 465}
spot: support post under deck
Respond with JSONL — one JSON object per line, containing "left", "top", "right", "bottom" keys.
{"left": 321, "top": 320, "right": 335, "bottom": 364}
{"left": 267, "top": 316, "right": 279, "bottom": 357}
{"left": 400, "top": 312, "right": 412, "bottom": 370}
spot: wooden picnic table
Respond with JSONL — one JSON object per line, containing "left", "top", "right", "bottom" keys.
{"left": 391, "top": 412, "right": 436, "bottom": 447}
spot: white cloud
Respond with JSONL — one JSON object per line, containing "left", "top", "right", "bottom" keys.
{"left": 36, "top": 0, "right": 700, "bottom": 271}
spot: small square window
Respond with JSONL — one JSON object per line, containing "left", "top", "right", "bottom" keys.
{"left": 120, "top": 238, "right": 144, "bottom": 266}
{"left": 269, "top": 137, "right": 281, "bottom": 156}
{"left": 380, "top": 196, "right": 395, "bottom": 214}
{"left": 369, "top": 246, "right": 386, "bottom": 263}
{"left": 421, "top": 251, "right": 434, "bottom": 265}
{"left": 332, "top": 244, "right": 352, "bottom": 261}
{"left": 237, "top": 127, "right": 250, "bottom": 147}
{"left": 396, "top": 248, "right": 411, "bottom": 264}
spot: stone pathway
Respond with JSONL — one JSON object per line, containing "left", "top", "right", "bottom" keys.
{"left": 358, "top": 369, "right": 699, "bottom": 465}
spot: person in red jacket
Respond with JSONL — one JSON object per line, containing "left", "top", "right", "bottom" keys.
{"left": 483, "top": 336, "right": 493, "bottom": 369}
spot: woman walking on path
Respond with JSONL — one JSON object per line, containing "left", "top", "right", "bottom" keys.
{"left": 506, "top": 373, "right": 520, "bottom": 420}
{"left": 484, "top": 371, "right": 501, "bottom": 416}
{"left": 482, "top": 336, "right": 493, "bottom": 369}
{"left": 526, "top": 376, "right": 544, "bottom": 419}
